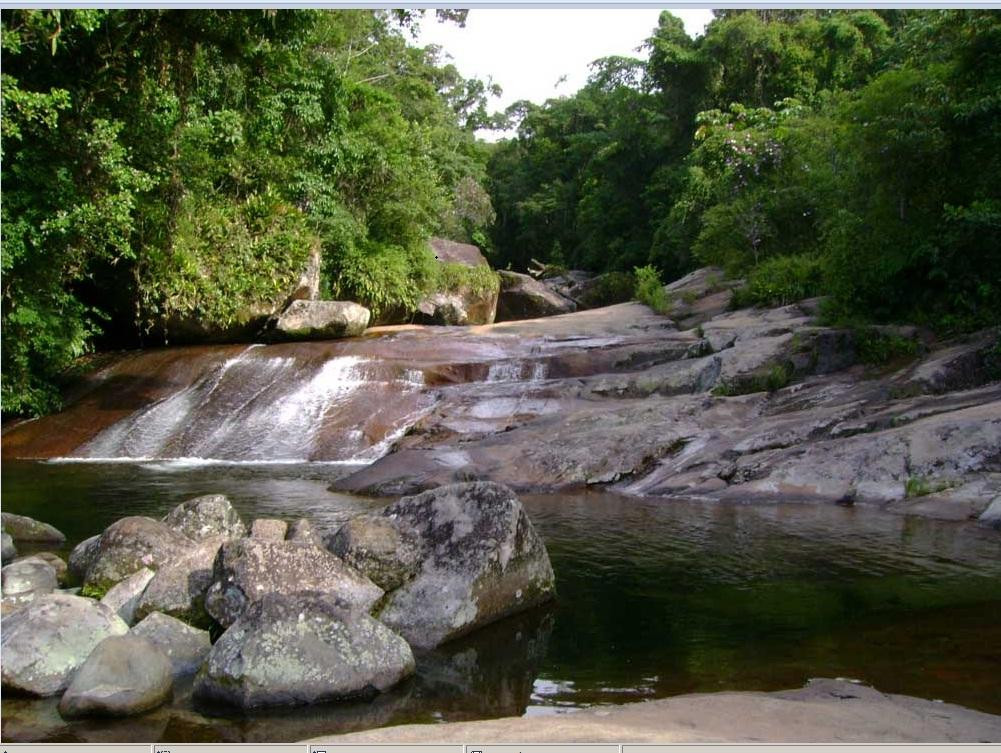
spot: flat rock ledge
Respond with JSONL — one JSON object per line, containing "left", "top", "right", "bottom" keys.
{"left": 306, "top": 679, "right": 1001, "bottom": 744}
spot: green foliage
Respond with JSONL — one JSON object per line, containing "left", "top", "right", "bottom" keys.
{"left": 905, "top": 476, "right": 955, "bottom": 498}
{"left": 713, "top": 362, "right": 792, "bottom": 396}
{"left": 732, "top": 253, "right": 824, "bottom": 308}
{"left": 329, "top": 242, "right": 438, "bottom": 321}
{"left": 435, "top": 262, "right": 500, "bottom": 298}
{"left": 853, "top": 328, "right": 922, "bottom": 366}
{"left": 579, "top": 271, "right": 636, "bottom": 308}
{"left": 634, "top": 265, "right": 672, "bottom": 315}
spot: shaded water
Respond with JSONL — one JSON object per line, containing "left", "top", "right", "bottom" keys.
{"left": 2, "top": 460, "right": 1000, "bottom": 743}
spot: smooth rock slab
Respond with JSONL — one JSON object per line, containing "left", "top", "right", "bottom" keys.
{"left": 100, "top": 567, "right": 155, "bottom": 625}
{"left": 58, "top": 635, "right": 172, "bottom": 718}
{"left": 133, "top": 537, "right": 223, "bottom": 627}
{"left": 1, "top": 593, "right": 128, "bottom": 696}
{"left": 204, "top": 539, "right": 383, "bottom": 628}
{"left": 194, "top": 591, "right": 415, "bottom": 709}
{"left": 271, "top": 300, "right": 370, "bottom": 340}
{"left": 1, "top": 512, "right": 66, "bottom": 543}
{"left": 163, "top": 494, "right": 246, "bottom": 541}
{"left": 84, "top": 516, "right": 193, "bottom": 592}
{"left": 131, "top": 611, "right": 211, "bottom": 677}
{"left": 373, "top": 482, "right": 556, "bottom": 649}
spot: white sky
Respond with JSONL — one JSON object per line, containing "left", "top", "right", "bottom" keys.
{"left": 416, "top": 9, "right": 713, "bottom": 138}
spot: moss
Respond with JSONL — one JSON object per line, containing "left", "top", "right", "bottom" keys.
{"left": 905, "top": 476, "right": 956, "bottom": 498}
{"left": 713, "top": 362, "right": 792, "bottom": 396}
{"left": 80, "top": 582, "right": 109, "bottom": 599}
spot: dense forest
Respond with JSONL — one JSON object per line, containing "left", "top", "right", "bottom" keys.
{"left": 2, "top": 9, "right": 1000, "bottom": 417}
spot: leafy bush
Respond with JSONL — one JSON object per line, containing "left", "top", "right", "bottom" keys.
{"left": 854, "top": 327, "right": 922, "bottom": 366}
{"left": 328, "top": 241, "right": 438, "bottom": 321}
{"left": 732, "top": 253, "right": 825, "bottom": 308}
{"left": 633, "top": 265, "right": 672, "bottom": 314}
{"left": 435, "top": 262, "right": 500, "bottom": 297}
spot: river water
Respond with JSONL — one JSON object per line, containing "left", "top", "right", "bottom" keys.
{"left": 2, "top": 459, "right": 1000, "bottom": 743}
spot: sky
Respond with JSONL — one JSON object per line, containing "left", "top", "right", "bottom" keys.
{"left": 416, "top": 9, "right": 713, "bottom": 138}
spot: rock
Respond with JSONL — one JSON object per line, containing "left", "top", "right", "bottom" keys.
{"left": 373, "top": 482, "right": 556, "bottom": 649}
{"left": 1, "top": 531, "right": 16, "bottom": 563}
{"left": 271, "top": 300, "right": 370, "bottom": 341}
{"left": 1, "top": 557, "right": 58, "bottom": 612}
{"left": 84, "top": 517, "right": 193, "bottom": 593}
{"left": 496, "top": 271, "right": 576, "bottom": 322}
{"left": 204, "top": 538, "right": 383, "bottom": 628}
{"left": 15, "top": 551, "right": 68, "bottom": 584}
{"left": 980, "top": 497, "right": 1001, "bottom": 529}
{"left": 430, "top": 237, "right": 489, "bottom": 268}
{"left": 329, "top": 514, "right": 422, "bottom": 591}
{"left": 194, "top": 591, "right": 415, "bottom": 709}
{"left": 99, "top": 567, "right": 155, "bottom": 625}
{"left": 131, "top": 611, "right": 211, "bottom": 677}
{"left": 286, "top": 518, "right": 324, "bottom": 547}
{"left": 415, "top": 288, "right": 498, "bottom": 326}
{"left": 250, "top": 518, "right": 287, "bottom": 541}
{"left": 68, "top": 534, "right": 100, "bottom": 583}
{"left": 133, "top": 537, "right": 223, "bottom": 627}
{"left": 1, "top": 512, "right": 65, "bottom": 544}
{"left": 58, "top": 635, "right": 172, "bottom": 718}
{"left": 1, "top": 593, "right": 128, "bottom": 696}
{"left": 163, "top": 494, "right": 246, "bottom": 541}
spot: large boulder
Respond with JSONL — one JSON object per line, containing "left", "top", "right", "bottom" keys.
{"left": 1, "top": 593, "right": 129, "bottom": 696}
{"left": 99, "top": 567, "right": 155, "bottom": 625}
{"left": 131, "top": 611, "right": 211, "bottom": 677}
{"left": 370, "top": 482, "right": 555, "bottom": 649}
{"left": 250, "top": 518, "right": 287, "bottom": 541}
{"left": 134, "top": 537, "right": 223, "bottom": 627}
{"left": 15, "top": 551, "right": 68, "bottom": 584}
{"left": 163, "top": 494, "right": 246, "bottom": 541}
{"left": 57, "top": 635, "right": 172, "bottom": 718}
{"left": 270, "top": 300, "right": 370, "bottom": 341}
{"left": 83, "top": 516, "right": 193, "bottom": 593}
{"left": 194, "top": 591, "right": 415, "bottom": 709}
{"left": 204, "top": 538, "right": 383, "bottom": 628}
{"left": 1, "top": 557, "right": 58, "bottom": 613}
{"left": 68, "top": 534, "right": 100, "bottom": 583}
{"left": 1, "top": 531, "right": 16, "bottom": 563}
{"left": 496, "top": 271, "right": 576, "bottom": 322}
{"left": 1, "top": 512, "right": 65, "bottom": 544}
{"left": 329, "top": 514, "right": 422, "bottom": 592}
{"left": 415, "top": 289, "right": 498, "bottom": 326}
{"left": 430, "top": 237, "right": 489, "bottom": 267}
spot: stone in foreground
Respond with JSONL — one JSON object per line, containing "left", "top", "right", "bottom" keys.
{"left": 194, "top": 591, "right": 415, "bottom": 709}
{"left": 99, "top": 567, "right": 155, "bottom": 625}
{"left": 372, "top": 481, "right": 555, "bottom": 649}
{"left": 134, "top": 537, "right": 222, "bottom": 626}
{"left": 67, "top": 534, "right": 100, "bottom": 582}
{"left": 1, "top": 593, "right": 128, "bottom": 696}
{"left": 58, "top": 635, "right": 172, "bottom": 718}
{"left": 1, "top": 557, "right": 58, "bottom": 608}
{"left": 131, "top": 611, "right": 211, "bottom": 677}
{"left": 204, "top": 538, "right": 383, "bottom": 628}
{"left": 250, "top": 517, "right": 287, "bottom": 541}
{"left": 329, "top": 513, "right": 422, "bottom": 591}
{"left": 1, "top": 512, "right": 66, "bottom": 544}
{"left": 84, "top": 516, "right": 193, "bottom": 592}
{"left": 163, "top": 494, "right": 246, "bottom": 541}
{"left": 1, "top": 531, "right": 17, "bottom": 563}
{"left": 271, "top": 300, "right": 370, "bottom": 340}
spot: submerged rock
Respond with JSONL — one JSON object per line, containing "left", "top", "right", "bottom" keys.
{"left": 2, "top": 531, "right": 17, "bottom": 563}
{"left": 84, "top": 516, "right": 193, "bottom": 592}
{"left": 329, "top": 514, "right": 422, "bottom": 592}
{"left": 271, "top": 300, "right": 370, "bottom": 340}
{"left": 496, "top": 271, "right": 576, "bottom": 322}
{"left": 131, "top": 611, "right": 211, "bottom": 677}
{"left": 372, "top": 482, "right": 556, "bottom": 649}
{"left": 163, "top": 494, "right": 246, "bottom": 541}
{"left": 134, "top": 537, "right": 223, "bottom": 627}
{"left": 100, "top": 567, "right": 155, "bottom": 625}
{"left": 194, "top": 591, "right": 415, "bottom": 709}
{"left": 58, "top": 635, "right": 172, "bottom": 718}
{"left": 204, "top": 538, "right": 383, "bottom": 628}
{"left": 1, "top": 593, "right": 128, "bottom": 696}
{"left": 1, "top": 512, "right": 66, "bottom": 544}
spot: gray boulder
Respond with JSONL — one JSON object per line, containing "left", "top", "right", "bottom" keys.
{"left": 271, "top": 300, "right": 370, "bottom": 341}
{"left": 131, "top": 612, "right": 211, "bottom": 677}
{"left": 99, "top": 567, "right": 155, "bottom": 625}
{"left": 68, "top": 534, "right": 100, "bottom": 582}
{"left": 496, "top": 270, "right": 576, "bottom": 322}
{"left": 376, "top": 482, "right": 556, "bottom": 649}
{"left": 15, "top": 551, "right": 68, "bottom": 585}
{"left": 2, "top": 557, "right": 59, "bottom": 611}
{"left": 84, "top": 516, "right": 193, "bottom": 593}
{"left": 980, "top": 498, "right": 1001, "bottom": 530}
{"left": 163, "top": 494, "right": 246, "bottom": 541}
{"left": 194, "top": 591, "right": 415, "bottom": 708}
{"left": 1, "top": 512, "right": 65, "bottom": 544}
{"left": 58, "top": 635, "right": 172, "bottom": 718}
{"left": 204, "top": 538, "right": 383, "bottom": 628}
{"left": 430, "top": 237, "right": 489, "bottom": 268}
{"left": 286, "top": 518, "right": 325, "bottom": 547}
{"left": 1, "top": 531, "right": 16, "bottom": 563}
{"left": 250, "top": 518, "right": 287, "bottom": 541}
{"left": 133, "top": 537, "right": 223, "bottom": 627}
{"left": 1, "top": 593, "right": 128, "bottom": 696}
{"left": 329, "top": 514, "right": 422, "bottom": 591}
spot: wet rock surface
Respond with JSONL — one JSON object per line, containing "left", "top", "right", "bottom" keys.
{"left": 194, "top": 591, "right": 415, "bottom": 709}
{"left": 1, "top": 593, "right": 129, "bottom": 696}
{"left": 58, "top": 635, "right": 172, "bottom": 718}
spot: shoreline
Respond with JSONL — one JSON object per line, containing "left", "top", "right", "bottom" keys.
{"left": 307, "top": 679, "right": 1001, "bottom": 744}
